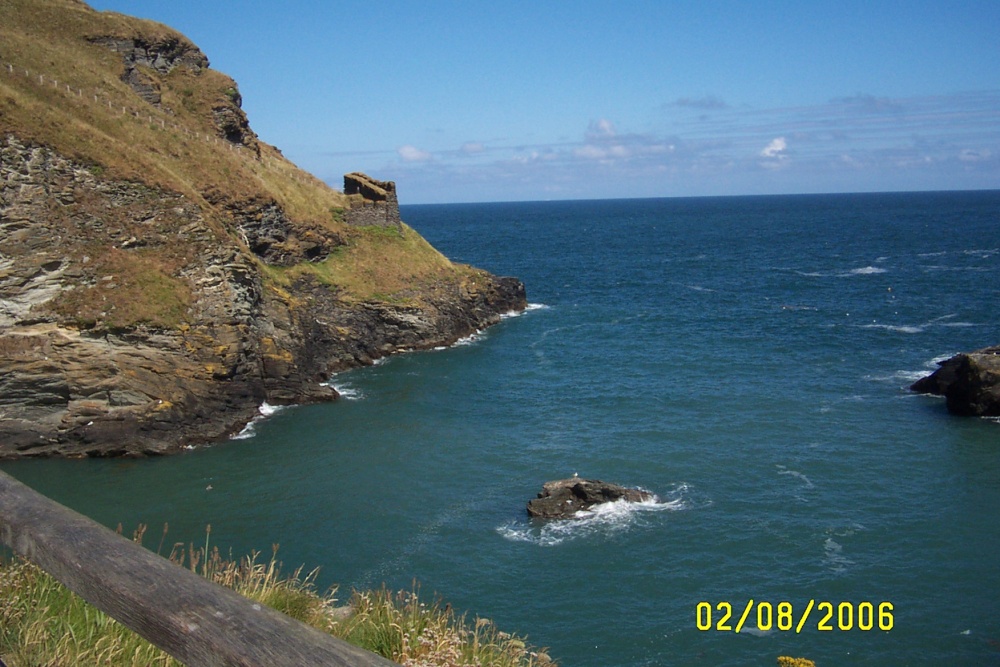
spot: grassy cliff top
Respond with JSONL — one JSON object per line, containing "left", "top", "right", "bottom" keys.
{"left": 0, "top": 0, "right": 346, "bottom": 223}
{"left": 0, "top": 0, "right": 479, "bottom": 312}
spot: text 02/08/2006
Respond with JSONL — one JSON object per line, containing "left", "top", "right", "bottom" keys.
{"left": 696, "top": 600, "right": 894, "bottom": 633}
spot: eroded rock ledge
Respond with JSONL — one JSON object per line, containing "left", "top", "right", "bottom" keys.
{"left": 526, "top": 478, "right": 655, "bottom": 519}
{"left": 910, "top": 345, "right": 1000, "bottom": 417}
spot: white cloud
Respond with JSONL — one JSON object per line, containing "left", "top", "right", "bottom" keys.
{"left": 760, "top": 137, "right": 788, "bottom": 158}
{"left": 398, "top": 145, "right": 432, "bottom": 162}
{"left": 367, "top": 91, "right": 999, "bottom": 201}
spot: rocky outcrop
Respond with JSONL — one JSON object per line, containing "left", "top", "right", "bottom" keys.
{"left": 88, "top": 35, "right": 209, "bottom": 75}
{"left": 911, "top": 346, "right": 1000, "bottom": 416}
{"left": 211, "top": 90, "right": 260, "bottom": 153}
{"left": 526, "top": 478, "right": 655, "bottom": 519}
{"left": 0, "top": 136, "right": 526, "bottom": 458}
{"left": 89, "top": 33, "right": 259, "bottom": 153}
{"left": 210, "top": 194, "right": 342, "bottom": 266}
{"left": 89, "top": 35, "right": 208, "bottom": 107}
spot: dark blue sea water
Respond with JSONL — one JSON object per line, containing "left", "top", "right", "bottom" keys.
{"left": 3, "top": 191, "right": 1000, "bottom": 666}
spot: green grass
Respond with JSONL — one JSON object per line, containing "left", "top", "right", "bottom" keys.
{"left": 0, "top": 524, "right": 556, "bottom": 667}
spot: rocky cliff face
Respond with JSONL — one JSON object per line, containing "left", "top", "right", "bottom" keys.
{"left": 0, "top": 1, "right": 526, "bottom": 458}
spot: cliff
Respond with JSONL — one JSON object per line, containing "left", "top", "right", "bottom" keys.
{"left": 0, "top": 0, "right": 526, "bottom": 458}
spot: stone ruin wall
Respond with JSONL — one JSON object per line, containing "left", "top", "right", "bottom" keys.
{"left": 342, "top": 172, "right": 401, "bottom": 229}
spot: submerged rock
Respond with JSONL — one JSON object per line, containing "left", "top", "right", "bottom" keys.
{"left": 527, "top": 478, "right": 654, "bottom": 519}
{"left": 911, "top": 345, "right": 1000, "bottom": 416}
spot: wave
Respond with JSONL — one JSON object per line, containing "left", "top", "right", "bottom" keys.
{"left": 501, "top": 302, "right": 549, "bottom": 319}
{"left": 670, "top": 281, "right": 716, "bottom": 292}
{"left": 776, "top": 465, "right": 814, "bottom": 489}
{"left": 795, "top": 266, "right": 888, "bottom": 278}
{"left": 231, "top": 401, "right": 287, "bottom": 440}
{"left": 823, "top": 537, "right": 853, "bottom": 574}
{"left": 860, "top": 323, "right": 924, "bottom": 334}
{"left": 846, "top": 265, "right": 888, "bottom": 276}
{"left": 871, "top": 353, "right": 958, "bottom": 387}
{"left": 329, "top": 381, "right": 364, "bottom": 400}
{"left": 858, "top": 313, "right": 981, "bottom": 336}
{"left": 496, "top": 483, "right": 696, "bottom": 547}
{"left": 439, "top": 304, "right": 550, "bottom": 350}
{"left": 448, "top": 329, "right": 484, "bottom": 348}
{"left": 821, "top": 525, "right": 865, "bottom": 574}
{"left": 963, "top": 248, "right": 999, "bottom": 258}
{"left": 879, "top": 369, "right": 932, "bottom": 383}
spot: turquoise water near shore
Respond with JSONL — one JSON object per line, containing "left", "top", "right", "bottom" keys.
{"left": 4, "top": 191, "right": 1000, "bottom": 666}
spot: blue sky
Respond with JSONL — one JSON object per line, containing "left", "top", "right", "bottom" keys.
{"left": 87, "top": 1, "right": 999, "bottom": 203}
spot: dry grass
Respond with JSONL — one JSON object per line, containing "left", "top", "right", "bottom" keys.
{"left": 0, "top": 524, "right": 556, "bottom": 667}
{"left": 46, "top": 248, "right": 194, "bottom": 330}
{"left": 0, "top": 0, "right": 349, "bottom": 225}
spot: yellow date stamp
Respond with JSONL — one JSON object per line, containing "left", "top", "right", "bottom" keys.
{"left": 696, "top": 600, "right": 894, "bottom": 633}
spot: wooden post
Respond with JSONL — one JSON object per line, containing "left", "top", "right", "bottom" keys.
{"left": 0, "top": 471, "right": 398, "bottom": 667}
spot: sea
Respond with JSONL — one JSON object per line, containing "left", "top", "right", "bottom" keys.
{"left": 3, "top": 191, "right": 999, "bottom": 666}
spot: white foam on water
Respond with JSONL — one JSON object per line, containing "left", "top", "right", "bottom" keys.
{"left": 257, "top": 401, "right": 282, "bottom": 417}
{"left": 845, "top": 266, "right": 888, "bottom": 276}
{"left": 452, "top": 330, "right": 483, "bottom": 347}
{"left": 776, "top": 465, "right": 815, "bottom": 489}
{"left": 963, "top": 247, "right": 998, "bottom": 257}
{"left": 796, "top": 265, "right": 889, "bottom": 278}
{"left": 821, "top": 525, "right": 864, "bottom": 574}
{"left": 231, "top": 423, "right": 256, "bottom": 440}
{"left": 870, "top": 353, "right": 961, "bottom": 387}
{"left": 501, "top": 302, "right": 549, "bottom": 319}
{"left": 859, "top": 323, "right": 924, "bottom": 334}
{"left": 496, "top": 484, "right": 693, "bottom": 547}
{"left": 231, "top": 402, "right": 287, "bottom": 440}
{"left": 329, "top": 381, "right": 364, "bottom": 400}
{"left": 682, "top": 284, "right": 715, "bottom": 292}
{"left": 872, "top": 369, "right": 932, "bottom": 384}
{"left": 822, "top": 537, "right": 853, "bottom": 574}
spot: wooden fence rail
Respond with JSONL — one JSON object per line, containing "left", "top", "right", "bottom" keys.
{"left": 0, "top": 470, "right": 398, "bottom": 667}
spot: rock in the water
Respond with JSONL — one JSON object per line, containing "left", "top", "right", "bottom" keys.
{"left": 911, "top": 345, "right": 1000, "bottom": 416}
{"left": 526, "top": 478, "right": 654, "bottom": 519}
